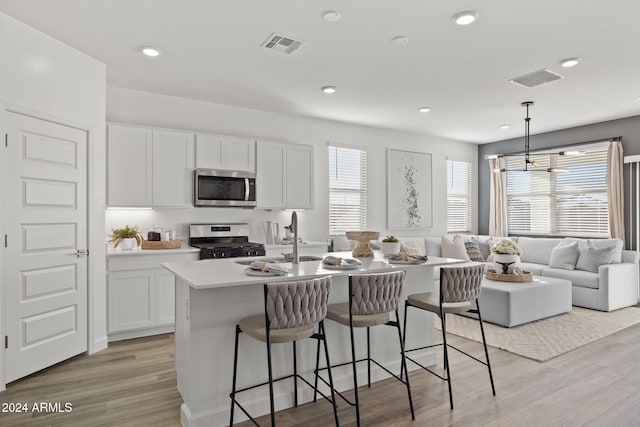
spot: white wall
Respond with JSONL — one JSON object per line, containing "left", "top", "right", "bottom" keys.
{"left": 106, "top": 87, "right": 478, "bottom": 243}
{"left": 0, "top": 11, "right": 107, "bottom": 388}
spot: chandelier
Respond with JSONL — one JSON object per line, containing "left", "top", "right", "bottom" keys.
{"left": 487, "top": 101, "right": 583, "bottom": 173}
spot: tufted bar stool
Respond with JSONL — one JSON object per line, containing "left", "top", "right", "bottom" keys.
{"left": 229, "top": 277, "right": 339, "bottom": 426}
{"left": 315, "top": 270, "right": 414, "bottom": 427}
{"left": 403, "top": 264, "right": 495, "bottom": 409}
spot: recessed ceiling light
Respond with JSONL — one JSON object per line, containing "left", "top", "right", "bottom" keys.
{"left": 418, "top": 107, "right": 431, "bottom": 113}
{"left": 452, "top": 11, "right": 478, "bottom": 26}
{"left": 321, "top": 86, "right": 337, "bottom": 94}
{"left": 499, "top": 124, "right": 510, "bottom": 130}
{"left": 391, "top": 36, "right": 409, "bottom": 45}
{"left": 322, "top": 11, "right": 341, "bottom": 22}
{"left": 560, "top": 57, "right": 580, "bottom": 67}
{"left": 139, "top": 46, "right": 161, "bottom": 57}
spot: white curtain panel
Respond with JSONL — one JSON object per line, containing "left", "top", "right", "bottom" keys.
{"left": 607, "top": 140, "right": 625, "bottom": 241}
{"left": 489, "top": 157, "right": 508, "bottom": 237}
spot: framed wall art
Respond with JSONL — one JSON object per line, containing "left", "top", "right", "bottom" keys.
{"left": 387, "top": 148, "right": 433, "bottom": 229}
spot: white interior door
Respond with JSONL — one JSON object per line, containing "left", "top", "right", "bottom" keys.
{"left": 4, "top": 111, "right": 88, "bottom": 383}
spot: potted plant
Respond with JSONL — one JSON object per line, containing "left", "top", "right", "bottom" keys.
{"left": 380, "top": 235, "right": 401, "bottom": 256}
{"left": 490, "top": 239, "right": 522, "bottom": 274}
{"left": 108, "top": 225, "right": 142, "bottom": 250}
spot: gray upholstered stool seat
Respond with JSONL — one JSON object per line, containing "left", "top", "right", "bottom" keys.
{"left": 403, "top": 264, "right": 495, "bottom": 410}
{"left": 406, "top": 293, "right": 471, "bottom": 314}
{"left": 238, "top": 314, "right": 316, "bottom": 343}
{"left": 326, "top": 303, "right": 390, "bottom": 327}
{"left": 316, "top": 270, "right": 414, "bottom": 427}
{"left": 229, "top": 277, "right": 339, "bottom": 427}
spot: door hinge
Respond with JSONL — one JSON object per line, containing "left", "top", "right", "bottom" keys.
{"left": 4, "top": 336, "right": 7, "bottom": 349}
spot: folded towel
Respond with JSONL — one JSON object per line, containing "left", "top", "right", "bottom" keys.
{"left": 248, "top": 261, "right": 289, "bottom": 276}
{"left": 388, "top": 253, "right": 428, "bottom": 263}
{"left": 322, "top": 256, "right": 362, "bottom": 267}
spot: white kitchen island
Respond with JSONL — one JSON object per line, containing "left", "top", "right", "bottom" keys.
{"left": 163, "top": 251, "right": 464, "bottom": 427}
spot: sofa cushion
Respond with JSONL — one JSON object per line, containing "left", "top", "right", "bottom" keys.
{"left": 397, "top": 237, "right": 426, "bottom": 255}
{"left": 576, "top": 240, "right": 619, "bottom": 273}
{"left": 518, "top": 262, "right": 549, "bottom": 276}
{"left": 441, "top": 235, "right": 470, "bottom": 261}
{"left": 517, "top": 237, "right": 563, "bottom": 265}
{"left": 542, "top": 268, "right": 600, "bottom": 289}
{"left": 464, "top": 240, "right": 485, "bottom": 262}
{"left": 548, "top": 240, "right": 580, "bottom": 270}
{"left": 474, "top": 236, "right": 494, "bottom": 261}
{"left": 578, "top": 238, "right": 623, "bottom": 263}
{"left": 425, "top": 236, "right": 441, "bottom": 257}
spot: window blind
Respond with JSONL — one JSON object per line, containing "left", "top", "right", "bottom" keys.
{"left": 506, "top": 146, "right": 609, "bottom": 236}
{"left": 447, "top": 160, "right": 472, "bottom": 233}
{"left": 328, "top": 145, "right": 367, "bottom": 234}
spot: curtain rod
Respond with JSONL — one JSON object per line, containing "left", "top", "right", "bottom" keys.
{"left": 502, "top": 136, "right": 622, "bottom": 156}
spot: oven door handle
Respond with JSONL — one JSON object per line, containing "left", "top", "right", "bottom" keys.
{"left": 245, "top": 178, "right": 250, "bottom": 201}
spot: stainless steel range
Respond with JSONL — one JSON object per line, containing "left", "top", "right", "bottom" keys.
{"left": 189, "top": 223, "right": 265, "bottom": 259}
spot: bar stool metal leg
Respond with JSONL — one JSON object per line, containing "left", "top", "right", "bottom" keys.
{"left": 349, "top": 316, "right": 361, "bottom": 427}
{"left": 394, "top": 309, "right": 415, "bottom": 420}
{"left": 229, "top": 325, "right": 241, "bottom": 427}
{"left": 440, "top": 309, "right": 454, "bottom": 410}
{"left": 293, "top": 341, "right": 298, "bottom": 406}
{"left": 366, "top": 327, "right": 371, "bottom": 388}
{"left": 476, "top": 300, "right": 496, "bottom": 396}
{"left": 320, "top": 321, "right": 341, "bottom": 427}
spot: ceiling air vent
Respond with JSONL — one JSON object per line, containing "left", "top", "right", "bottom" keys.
{"left": 261, "top": 33, "right": 303, "bottom": 54}
{"left": 509, "top": 69, "right": 564, "bottom": 88}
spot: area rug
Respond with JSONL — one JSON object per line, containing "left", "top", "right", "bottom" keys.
{"left": 434, "top": 306, "right": 640, "bottom": 362}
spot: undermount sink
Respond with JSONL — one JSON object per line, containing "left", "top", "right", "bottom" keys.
{"left": 234, "top": 255, "right": 323, "bottom": 266}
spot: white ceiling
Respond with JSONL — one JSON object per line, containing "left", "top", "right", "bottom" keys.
{"left": 2, "top": 0, "right": 640, "bottom": 144}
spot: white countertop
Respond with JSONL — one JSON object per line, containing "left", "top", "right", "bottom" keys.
{"left": 264, "top": 240, "right": 327, "bottom": 249}
{"left": 162, "top": 251, "right": 465, "bottom": 290}
{"left": 106, "top": 245, "right": 200, "bottom": 257}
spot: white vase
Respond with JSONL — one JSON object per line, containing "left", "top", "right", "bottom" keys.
{"left": 119, "top": 238, "right": 136, "bottom": 251}
{"left": 380, "top": 241, "right": 401, "bottom": 256}
{"left": 493, "top": 254, "right": 521, "bottom": 274}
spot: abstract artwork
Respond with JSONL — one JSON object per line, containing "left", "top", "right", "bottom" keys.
{"left": 387, "top": 149, "right": 432, "bottom": 229}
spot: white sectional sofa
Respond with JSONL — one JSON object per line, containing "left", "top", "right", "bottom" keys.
{"left": 377, "top": 235, "right": 640, "bottom": 312}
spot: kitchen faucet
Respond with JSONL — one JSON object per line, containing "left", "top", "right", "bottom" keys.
{"left": 284, "top": 211, "right": 299, "bottom": 264}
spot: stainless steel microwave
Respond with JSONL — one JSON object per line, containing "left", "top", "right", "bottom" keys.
{"left": 194, "top": 169, "right": 257, "bottom": 207}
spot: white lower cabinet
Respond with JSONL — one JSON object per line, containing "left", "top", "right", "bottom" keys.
{"left": 107, "top": 251, "right": 198, "bottom": 341}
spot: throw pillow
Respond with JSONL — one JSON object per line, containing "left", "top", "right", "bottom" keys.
{"left": 476, "top": 236, "right": 493, "bottom": 261}
{"left": 441, "top": 235, "right": 470, "bottom": 261}
{"left": 548, "top": 240, "right": 580, "bottom": 270}
{"left": 464, "top": 240, "right": 485, "bottom": 262}
{"left": 401, "top": 241, "right": 423, "bottom": 255}
{"left": 576, "top": 240, "right": 618, "bottom": 273}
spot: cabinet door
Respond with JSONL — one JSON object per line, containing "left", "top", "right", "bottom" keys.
{"left": 256, "top": 141, "right": 286, "bottom": 209}
{"left": 152, "top": 129, "right": 194, "bottom": 207}
{"left": 226, "top": 136, "right": 256, "bottom": 172}
{"left": 286, "top": 144, "right": 314, "bottom": 209}
{"left": 156, "top": 269, "right": 176, "bottom": 326}
{"left": 108, "top": 270, "right": 156, "bottom": 333}
{"left": 107, "top": 125, "right": 152, "bottom": 207}
{"left": 195, "top": 133, "right": 225, "bottom": 169}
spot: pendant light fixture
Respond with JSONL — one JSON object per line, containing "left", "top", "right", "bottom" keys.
{"left": 488, "top": 101, "right": 577, "bottom": 173}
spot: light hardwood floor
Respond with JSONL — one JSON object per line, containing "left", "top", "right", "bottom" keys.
{"left": 1, "top": 321, "right": 640, "bottom": 427}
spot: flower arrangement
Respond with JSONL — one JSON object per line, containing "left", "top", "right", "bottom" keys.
{"left": 490, "top": 239, "right": 522, "bottom": 256}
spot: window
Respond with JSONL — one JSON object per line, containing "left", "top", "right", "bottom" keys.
{"left": 506, "top": 145, "right": 609, "bottom": 237}
{"left": 328, "top": 145, "right": 367, "bottom": 234}
{"left": 447, "top": 159, "right": 473, "bottom": 232}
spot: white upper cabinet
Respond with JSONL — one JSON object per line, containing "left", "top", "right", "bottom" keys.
{"left": 107, "top": 124, "right": 194, "bottom": 207}
{"left": 286, "top": 144, "right": 314, "bottom": 209}
{"left": 107, "top": 125, "right": 153, "bottom": 207}
{"left": 152, "top": 129, "right": 194, "bottom": 207}
{"left": 256, "top": 141, "right": 314, "bottom": 209}
{"left": 195, "top": 133, "right": 255, "bottom": 172}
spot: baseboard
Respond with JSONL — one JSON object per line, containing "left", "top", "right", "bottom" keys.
{"left": 107, "top": 325, "right": 175, "bottom": 342}
{"left": 90, "top": 336, "right": 108, "bottom": 354}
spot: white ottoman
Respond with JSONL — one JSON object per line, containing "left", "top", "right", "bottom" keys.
{"left": 467, "top": 276, "right": 572, "bottom": 327}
